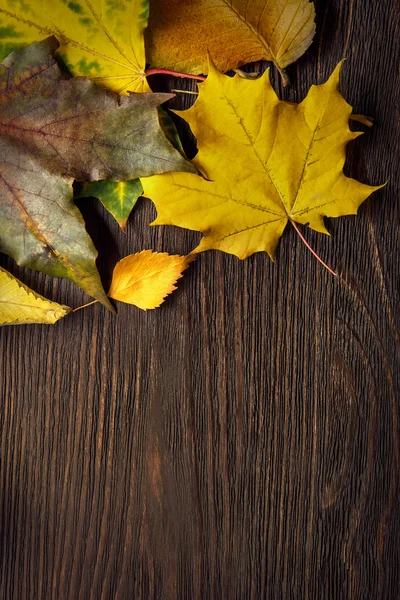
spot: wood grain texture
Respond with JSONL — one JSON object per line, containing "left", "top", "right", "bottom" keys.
{"left": 0, "top": 1, "right": 399, "bottom": 598}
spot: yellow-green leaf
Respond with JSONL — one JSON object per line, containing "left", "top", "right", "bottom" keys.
{"left": 77, "top": 179, "right": 144, "bottom": 231}
{"left": 0, "top": 0, "right": 150, "bottom": 93}
{"left": 146, "top": 0, "right": 316, "bottom": 84}
{"left": 142, "top": 61, "right": 383, "bottom": 261}
{"left": 108, "top": 251, "right": 192, "bottom": 310}
{"left": 0, "top": 267, "right": 70, "bottom": 325}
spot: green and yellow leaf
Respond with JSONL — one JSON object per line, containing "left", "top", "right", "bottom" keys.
{"left": 77, "top": 179, "right": 144, "bottom": 231}
{"left": 0, "top": 267, "right": 70, "bottom": 325}
{"left": 142, "top": 61, "right": 383, "bottom": 260}
{"left": 0, "top": 0, "right": 150, "bottom": 92}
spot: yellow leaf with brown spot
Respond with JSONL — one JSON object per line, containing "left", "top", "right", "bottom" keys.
{"left": 142, "top": 61, "right": 383, "bottom": 261}
{"left": 108, "top": 251, "right": 192, "bottom": 310}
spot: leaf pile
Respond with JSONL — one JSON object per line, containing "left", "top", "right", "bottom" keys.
{"left": 0, "top": 0, "right": 384, "bottom": 326}
{"left": 0, "top": 37, "right": 193, "bottom": 310}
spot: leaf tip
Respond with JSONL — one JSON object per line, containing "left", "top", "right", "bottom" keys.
{"left": 206, "top": 52, "right": 222, "bottom": 80}
{"left": 119, "top": 219, "right": 128, "bottom": 232}
{"left": 332, "top": 59, "right": 346, "bottom": 80}
{"left": 99, "top": 294, "right": 116, "bottom": 313}
{"left": 277, "top": 66, "right": 290, "bottom": 87}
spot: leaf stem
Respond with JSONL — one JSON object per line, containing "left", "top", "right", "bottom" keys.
{"left": 145, "top": 68, "right": 206, "bottom": 81}
{"left": 277, "top": 66, "right": 290, "bottom": 87}
{"left": 171, "top": 88, "right": 200, "bottom": 95}
{"left": 290, "top": 220, "right": 337, "bottom": 277}
{"left": 73, "top": 299, "right": 99, "bottom": 313}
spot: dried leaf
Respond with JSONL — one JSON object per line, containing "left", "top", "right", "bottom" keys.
{"left": 0, "top": 38, "right": 194, "bottom": 308}
{"left": 108, "top": 250, "right": 192, "bottom": 310}
{"left": 75, "top": 108, "right": 183, "bottom": 231}
{"left": 142, "top": 61, "right": 383, "bottom": 260}
{"left": 0, "top": 0, "right": 150, "bottom": 93}
{"left": 0, "top": 266, "right": 70, "bottom": 325}
{"left": 146, "top": 0, "right": 316, "bottom": 83}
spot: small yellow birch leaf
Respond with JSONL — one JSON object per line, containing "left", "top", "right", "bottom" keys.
{"left": 146, "top": 0, "right": 315, "bottom": 83}
{"left": 142, "top": 61, "right": 383, "bottom": 261}
{"left": 108, "top": 251, "right": 192, "bottom": 310}
{"left": 0, "top": 267, "right": 70, "bottom": 325}
{"left": 0, "top": 0, "right": 150, "bottom": 93}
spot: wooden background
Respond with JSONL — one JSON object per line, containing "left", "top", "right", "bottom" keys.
{"left": 1, "top": 0, "right": 399, "bottom": 598}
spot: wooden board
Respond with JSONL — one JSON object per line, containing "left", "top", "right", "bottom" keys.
{"left": 1, "top": 1, "right": 399, "bottom": 597}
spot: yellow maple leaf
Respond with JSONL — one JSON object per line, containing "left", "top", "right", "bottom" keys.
{"left": 146, "top": 0, "right": 315, "bottom": 84}
{"left": 141, "top": 61, "right": 383, "bottom": 261}
{"left": 108, "top": 251, "right": 192, "bottom": 310}
{"left": 0, "top": 267, "right": 70, "bottom": 325}
{"left": 0, "top": 0, "right": 150, "bottom": 93}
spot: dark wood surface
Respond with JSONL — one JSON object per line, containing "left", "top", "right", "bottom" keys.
{"left": 1, "top": 1, "right": 399, "bottom": 598}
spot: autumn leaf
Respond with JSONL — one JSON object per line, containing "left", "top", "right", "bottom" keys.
{"left": 0, "top": 0, "right": 150, "bottom": 93}
{"left": 108, "top": 251, "right": 192, "bottom": 310}
{"left": 0, "top": 267, "right": 70, "bottom": 325}
{"left": 0, "top": 38, "right": 195, "bottom": 308}
{"left": 75, "top": 107, "right": 184, "bottom": 231}
{"left": 142, "top": 61, "right": 383, "bottom": 261}
{"left": 146, "top": 0, "right": 316, "bottom": 84}
{"left": 76, "top": 179, "right": 144, "bottom": 231}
